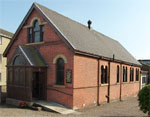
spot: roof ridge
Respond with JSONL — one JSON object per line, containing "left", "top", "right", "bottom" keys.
{"left": 0, "top": 28, "right": 13, "bottom": 37}
{"left": 34, "top": 3, "right": 89, "bottom": 29}
{"left": 35, "top": 3, "right": 119, "bottom": 45}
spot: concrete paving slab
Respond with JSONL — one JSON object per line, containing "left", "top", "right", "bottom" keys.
{"left": 33, "top": 100, "right": 77, "bottom": 115}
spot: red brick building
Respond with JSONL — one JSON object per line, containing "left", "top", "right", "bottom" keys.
{"left": 4, "top": 3, "right": 141, "bottom": 109}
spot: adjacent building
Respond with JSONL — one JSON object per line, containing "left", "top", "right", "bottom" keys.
{"left": 3, "top": 3, "right": 141, "bottom": 109}
{"left": 0, "top": 29, "right": 13, "bottom": 93}
{"left": 138, "top": 60, "right": 150, "bottom": 88}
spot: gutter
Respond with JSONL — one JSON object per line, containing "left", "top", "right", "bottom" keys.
{"left": 75, "top": 50, "right": 141, "bottom": 67}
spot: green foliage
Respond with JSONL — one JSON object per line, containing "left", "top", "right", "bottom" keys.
{"left": 138, "top": 85, "right": 150, "bottom": 115}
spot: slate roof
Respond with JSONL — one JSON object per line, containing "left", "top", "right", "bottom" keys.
{"left": 0, "top": 28, "right": 13, "bottom": 38}
{"left": 19, "top": 46, "right": 48, "bottom": 67}
{"left": 139, "top": 60, "right": 150, "bottom": 65}
{"left": 4, "top": 3, "right": 140, "bottom": 66}
{"left": 35, "top": 3, "right": 140, "bottom": 65}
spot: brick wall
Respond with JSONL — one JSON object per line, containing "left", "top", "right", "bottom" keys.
{"left": 73, "top": 55, "right": 98, "bottom": 109}
{"left": 73, "top": 56, "right": 140, "bottom": 109}
{"left": 7, "top": 9, "right": 74, "bottom": 108}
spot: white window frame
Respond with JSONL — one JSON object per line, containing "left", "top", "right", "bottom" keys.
{"left": 0, "top": 73, "right": 1, "bottom": 82}
{"left": 0, "top": 54, "right": 2, "bottom": 63}
{"left": 0, "top": 36, "right": 2, "bottom": 45}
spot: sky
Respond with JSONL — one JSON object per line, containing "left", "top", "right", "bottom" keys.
{"left": 0, "top": 0, "right": 150, "bottom": 60}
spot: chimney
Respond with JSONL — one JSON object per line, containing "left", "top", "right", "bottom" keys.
{"left": 87, "top": 20, "right": 92, "bottom": 29}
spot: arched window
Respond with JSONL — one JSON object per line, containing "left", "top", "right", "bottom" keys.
{"left": 126, "top": 67, "right": 128, "bottom": 81}
{"left": 101, "top": 65, "right": 108, "bottom": 84}
{"left": 13, "top": 55, "right": 25, "bottom": 66}
{"left": 28, "top": 19, "right": 44, "bottom": 43}
{"left": 12, "top": 55, "right": 26, "bottom": 86}
{"left": 116, "top": 65, "right": 119, "bottom": 83}
{"left": 56, "top": 58, "right": 64, "bottom": 85}
{"left": 130, "top": 68, "right": 134, "bottom": 82}
{"left": 33, "top": 20, "right": 40, "bottom": 42}
{"left": 136, "top": 69, "right": 139, "bottom": 81}
{"left": 123, "top": 66, "right": 127, "bottom": 82}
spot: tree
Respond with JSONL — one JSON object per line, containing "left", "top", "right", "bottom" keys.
{"left": 138, "top": 85, "right": 150, "bottom": 115}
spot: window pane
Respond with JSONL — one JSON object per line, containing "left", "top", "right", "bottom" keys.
{"left": 8, "top": 68, "right": 12, "bottom": 84}
{"left": 13, "top": 55, "right": 25, "bottom": 66}
{"left": 34, "top": 21, "right": 40, "bottom": 31}
{"left": 34, "top": 32, "right": 40, "bottom": 42}
{"left": 28, "top": 28, "right": 32, "bottom": 43}
{"left": 19, "top": 68, "right": 25, "bottom": 86}
{"left": 0, "top": 36, "right": 2, "bottom": 44}
{"left": 101, "top": 66, "right": 104, "bottom": 84}
{"left": 41, "top": 26, "right": 44, "bottom": 41}
{"left": 33, "top": 20, "right": 40, "bottom": 42}
{"left": 14, "top": 68, "right": 19, "bottom": 85}
{"left": 117, "top": 66, "right": 119, "bottom": 83}
{"left": 136, "top": 69, "right": 139, "bottom": 81}
{"left": 105, "top": 67, "right": 107, "bottom": 83}
{"left": 0, "top": 54, "right": 2, "bottom": 63}
{"left": 25, "top": 69, "right": 30, "bottom": 87}
{"left": 56, "top": 58, "right": 64, "bottom": 85}
{"left": 0, "top": 73, "right": 1, "bottom": 82}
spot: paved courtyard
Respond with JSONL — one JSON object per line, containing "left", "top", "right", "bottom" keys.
{"left": 0, "top": 97, "right": 146, "bottom": 117}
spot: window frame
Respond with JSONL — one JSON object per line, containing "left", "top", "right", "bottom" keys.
{"left": 13, "top": 55, "right": 26, "bottom": 66}
{"left": 0, "top": 54, "right": 2, "bottom": 64}
{"left": 117, "top": 65, "right": 119, "bottom": 83}
{"left": 123, "top": 66, "right": 127, "bottom": 82}
{"left": 0, "top": 73, "right": 1, "bottom": 82}
{"left": 28, "top": 20, "right": 44, "bottom": 43}
{"left": 0, "top": 36, "right": 2, "bottom": 45}
{"left": 56, "top": 58, "right": 65, "bottom": 85}
{"left": 130, "top": 68, "right": 134, "bottom": 82}
{"left": 101, "top": 65, "right": 108, "bottom": 84}
{"left": 136, "top": 69, "right": 139, "bottom": 81}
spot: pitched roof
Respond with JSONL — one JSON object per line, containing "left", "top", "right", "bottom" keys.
{"left": 0, "top": 28, "right": 13, "bottom": 38}
{"left": 4, "top": 3, "right": 140, "bottom": 66}
{"left": 35, "top": 3, "right": 140, "bottom": 65}
{"left": 19, "top": 46, "right": 48, "bottom": 67}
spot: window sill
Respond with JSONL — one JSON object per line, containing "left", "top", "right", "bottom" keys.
{"left": 101, "top": 84, "right": 108, "bottom": 86}
{"left": 122, "top": 82, "right": 129, "bottom": 84}
{"left": 26, "top": 41, "right": 44, "bottom": 45}
{"left": 53, "top": 85, "right": 65, "bottom": 88}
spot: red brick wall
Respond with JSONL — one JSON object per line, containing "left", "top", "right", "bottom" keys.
{"left": 73, "top": 56, "right": 140, "bottom": 109}
{"left": 99, "top": 60, "right": 108, "bottom": 103}
{"left": 73, "top": 55, "right": 97, "bottom": 109}
{"left": 121, "top": 65, "right": 140, "bottom": 98}
{"left": 109, "top": 62, "right": 120, "bottom": 100}
{"left": 7, "top": 9, "right": 74, "bottom": 108}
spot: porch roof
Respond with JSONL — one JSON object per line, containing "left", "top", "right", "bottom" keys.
{"left": 19, "top": 46, "right": 48, "bottom": 67}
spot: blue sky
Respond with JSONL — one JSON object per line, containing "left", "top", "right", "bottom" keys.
{"left": 0, "top": 0, "right": 150, "bottom": 59}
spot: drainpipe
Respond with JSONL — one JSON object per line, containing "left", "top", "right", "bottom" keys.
{"left": 107, "top": 55, "right": 114, "bottom": 103}
{"left": 139, "top": 70, "right": 141, "bottom": 90}
{"left": 107, "top": 61, "right": 110, "bottom": 103}
{"left": 97, "top": 57, "right": 100, "bottom": 106}
{"left": 120, "top": 63, "right": 122, "bottom": 101}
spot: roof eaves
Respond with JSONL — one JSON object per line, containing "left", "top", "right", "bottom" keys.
{"left": 75, "top": 49, "right": 141, "bottom": 67}
{"left": 0, "top": 33, "right": 12, "bottom": 39}
{"left": 19, "top": 46, "right": 33, "bottom": 66}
